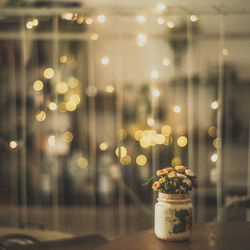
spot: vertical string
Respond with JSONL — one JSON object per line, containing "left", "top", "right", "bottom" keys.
{"left": 20, "top": 15, "right": 28, "bottom": 226}
{"left": 186, "top": 15, "right": 196, "bottom": 221}
{"left": 52, "top": 15, "right": 60, "bottom": 230}
{"left": 216, "top": 13, "right": 225, "bottom": 222}
{"left": 186, "top": 16, "right": 194, "bottom": 171}
{"left": 87, "top": 39, "right": 97, "bottom": 234}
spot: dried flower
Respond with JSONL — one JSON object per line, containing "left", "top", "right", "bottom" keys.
{"left": 175, "top": 165, "right": 187, "bottom": 172}
{"left": 143, "top": 165, "right": 196, "bottom": 194}
{"left": 185, "top": 169, "right": 195, "bottom": 177}
{"left": 159, "top": 177, "right": 165, "bottom": 183}
{"left": 168, "top": 171, "right": 176, "bottom": 178}
{"left": 182, "top": 178, "right": 192, "bottom": 186}
{"left": 152, "top": 181, "right": 160, "bottom": 191}
{"left": 156, "top": 169, "right": 168, "bottom": 176}
{"left": 176, "top": 173, "right": 187, "bottom": 179}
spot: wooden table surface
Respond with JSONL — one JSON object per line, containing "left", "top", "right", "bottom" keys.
{"left": 95, "top": 222, "right": 250, "bottom": 250}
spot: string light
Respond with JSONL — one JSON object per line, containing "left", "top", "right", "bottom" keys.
{"left": 48, "top": 102, "right": 57, "bottom": 111}
{"left": 211, "top": 153, "right": 218, "bottom": 162}
{"left": 33, "top": 80, "right": 44, "bottom": 91}
{"left": 173, "top": 105, "right": 181, "bottom": 113}
{"left": 101, "top": 56, "right": 109, "bottom": 65}
{"left": 213, "top": 138, "right": 221, "bottom": 149}
{"left": 69, "top": 94, "right": 81, "bottom": 105}
{"left": 60, "top": 55, "right": 67, "bottom": 63}
{"left": 68, "top": 77, "right": 79, "bottom": 88}
{"left": 156, "top": 3, "right": 167, "bottom": 11}
{"left": 137, "top": 33, "right": 147, "bottom": 47}
{"left": 90, "top": 33, "right": 99, "bottom": 41}
{"left": 77, "top": 157, "right": 88, "bottom": 168}
{"left": 48, "top": 135, "right": 56, "bottom": 147}
{"left": 162, "top": 58, "right": 170, "bottom": 66}
{"left": 171, "top": 156, "right": 181, "bottom": 167}
{"left": 208, "top": 126, "right": 217, "bottom": 138}
{"left": 36, "top": 111, "right": 46, "bottom": 122}
{"left": 177, "top": 136, "right": 188, "bottom": 147}
{"left": 66, "top": 100, "right": 77, "bottom": 111}
{"left": 85, "top": 17, "right": 93, "bottom": 25}
{"left": 155, "top": 134, "right": 165, "bottom": 144}
{"left": 26, "top": 21, "right": 33, "bottom": 29}
{"left": 136, "top": 155, "right": 147, "bottom": 166}
{"left": 97, "top": 15, "right": 106, "bottom": 23}
{"left": 151, "top": 70, "right": 159, "bottom": 79}
{"left": 164, "top": 135, "right": 173, "bottom": 146}
{"left": 63, "top": 131, "right": 73, "bottom": 143}
{"left": 105, "top": 85, "right": 114, "bottom": 93}
{"left": 56, "top": 81, "right": 68, "bottom": 94}
{"left": 211, "top": 101, "right": 219, "bottom": 109}
{"left": 86, "top": 86, "right": 97, "bottom": 97}
{"left": 152, "top": 89, "right": 160, "bottom": 97}
{"left": 147, "top": 118, "right": 155, "bottom": 127}
{"left": 9, "top": 140, "right": 17, "bottom": 149}
{"left": 76, "top": 16, "right": 84, "bottom": 24}
{"left": 157, "top": 17, "right": 165, "bottom": 25}
{"left": 100, "top": 142, "right": 108, "bottom": 151}
{"left": 190, "top": 15, "right": 199, "bottom": 22}
{"left": 115, "top": 146, "right": 127, "bottom": 158}
{"left": 44, "top": 68, "right": 54, "bottom": 79}
{"left": 161, "top": 125, "right": 171, "bottom": 136}
{"left": 135, "top": 130, "right": 143, "bottom": 141}
{"left": 120, "top": 155, "right": 131, "bottom": 165}
{"left": 167, "top": 21, "right": 175, "bottom": 28}
{"left": 136, "top": 16, "right": 146, "bottom": 23}
{"left": 32, "top": 18, "right": 39, "bottom": 26}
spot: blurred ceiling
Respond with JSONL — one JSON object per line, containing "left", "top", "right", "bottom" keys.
{"left": 3, "top": 0, "right": 250, "bottom": 14}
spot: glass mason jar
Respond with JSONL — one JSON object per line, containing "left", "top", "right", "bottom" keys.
{"left": 154, "top": 192, "right": 193, "bottom": 241}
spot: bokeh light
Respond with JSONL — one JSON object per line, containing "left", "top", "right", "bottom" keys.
{"left": 56, "top": 81, "right": 68, "bottom": 94}
{"left": 161, "top": 125, "right": 171, "bottom": 136}
{"left": 208, "top": 126, "right": 217, "bottom": 138}
{"left": 63, "top": 131, "right": 73, "bottom": 143}
{"left": 136, "top": 155, "right": 147, "bottom": 166}
{"left": 211, "top": 101, "right": 218, "bottom": 109}
{"left": 151, "top": 71, "right": 159, "bottom": 79}
{"left": 115, "top": 146, "right": 127, "bottom": 158}
{"left": 97, "top": 15, "right": 106, "bottom": 23}
{"left": 66, "top": 100, "right": 77, "bottom": 111}
{"left": 9, "top": 140, "right": 17, "bottom": 149}
{"left": 48, "top": 102, "right": 57, "bottom": 111}
{"left": 177, "top": 136, "right": 188, "bottom": 147}
{"left": 120, "top": 155, "right": 131, "bottom": 165}
{"left": 33, "top": 80, "right": 44, "bottom": 91}
{"left": 36, "top": 111, "right": 46, "bottom": 122}
{"left": 173, "top": 105, "right": 181, "bottom": 113}
{"left": 44, "top": 68, "right": 54, "bottom": 79}
{"left": 211, "top": 153, "right": 218, "bottom": 162}
{"left": 101, "top": 56, "right": 109, "bottom": 65}
{"left": 48, "top": 135, "right": 56, "bottom": 147}
{"left": 171, "top": 156, "right": 182, "bottom": 167}
{"left": 135, "top": 130, "right": 143, "bottom": 141}
{"left": 147, "top": 118, "right": 155, "bottom": 127}
{"left": 100, "top": 142, "right": 109, "bottom": 151}
{"left": 77, "top": 157, "right": 88, "bottom": 168}
{"left": 68, "top": 77, "right": 79, "bottom": 88}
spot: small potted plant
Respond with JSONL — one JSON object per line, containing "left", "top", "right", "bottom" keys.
{"left": 143, "top": 165, "right": 196, "bottom": 241}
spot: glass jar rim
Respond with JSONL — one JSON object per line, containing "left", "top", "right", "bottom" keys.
{"left": 157, "top": 192, "right": 190, "bottom": 203}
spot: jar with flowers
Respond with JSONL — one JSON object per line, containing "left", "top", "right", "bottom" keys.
{"left": 143, "top": 165, "right": 196, "bottom": 241}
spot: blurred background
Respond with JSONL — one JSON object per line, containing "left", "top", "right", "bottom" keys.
{"left": 0, "top": 0, "right": 250, "bottom": 241}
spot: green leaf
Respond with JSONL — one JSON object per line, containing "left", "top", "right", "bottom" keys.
{"left": 142, "top": 175, "right": 157, "bottom": 186}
